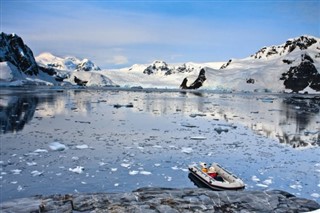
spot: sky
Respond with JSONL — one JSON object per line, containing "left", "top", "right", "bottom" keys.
{"left": 1, "top": 0, "right": 319, "bottom": 69}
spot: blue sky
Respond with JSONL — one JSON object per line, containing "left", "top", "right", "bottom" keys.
{"left": 1, "top": 0, "right": 319, "bottom": 68}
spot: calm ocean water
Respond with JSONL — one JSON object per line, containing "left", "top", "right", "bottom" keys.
{"left": 0, "top": 88, "right": 319, "bottom": 202}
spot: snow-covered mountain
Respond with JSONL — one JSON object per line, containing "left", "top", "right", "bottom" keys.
{"left": 1, "top": 32, "right": 319, "bottom": 93}
{"left": 36, "top": 52, "right": 101, "bottom": 72}
{"left": 104, "top": 35, "right": 320, "bottom": 93}
{"left": 0, "top": 33, "right": 116, "bottom": 87}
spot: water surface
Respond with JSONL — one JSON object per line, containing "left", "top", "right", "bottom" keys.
{"left": 0, "top": 88, "right": 319, "bottom": 202}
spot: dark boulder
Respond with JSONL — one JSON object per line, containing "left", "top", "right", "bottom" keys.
{"left": 0, "top": 32, "right": 39, "bottom": 75}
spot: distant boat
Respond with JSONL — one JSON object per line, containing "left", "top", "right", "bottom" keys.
{"left": 188, "top": 163, "right": 245, "bottom": 191}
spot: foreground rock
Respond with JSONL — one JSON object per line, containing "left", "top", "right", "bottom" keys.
{"left": 1, "top": 187, "right": 319, "bottom": 213}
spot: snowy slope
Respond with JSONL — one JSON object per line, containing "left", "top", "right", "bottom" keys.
{"left": 36, "top": 52, "right": 101, "bottom": 72}
{"left": 103, "top": 35, "right": 320, "bottom": 93}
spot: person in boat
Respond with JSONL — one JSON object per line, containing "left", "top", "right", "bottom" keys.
{"left": 208, "top": 166, "right": 224, "bottom": 182}
{"left": 200, "top": 162, "right": 208, "bottom": 173}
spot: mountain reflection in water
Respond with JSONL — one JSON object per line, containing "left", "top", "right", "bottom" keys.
{"left": 0, "top": 89, "right": 319, "bottom": 148}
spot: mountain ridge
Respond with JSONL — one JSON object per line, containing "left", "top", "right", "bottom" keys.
{"left": 0, "top": 32, "right": 319, "bottom": 93}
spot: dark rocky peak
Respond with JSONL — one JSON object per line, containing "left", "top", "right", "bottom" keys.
{"left": 0, "top": 32, "right": 39, "bottom": 75}
{"left": 143, "top": 60, "right": 171, "bottom": 75}
{"left": 220, "top": 59, "right": 232, "bottom": 69}
{"left": 180, "top": 68, "right": 206, "bottom": 89}
{"left": 251, "top": 35, "right": 319, "bottom": 59}
{"left": 76, "top": 59, "right": 101, "bottom": 71}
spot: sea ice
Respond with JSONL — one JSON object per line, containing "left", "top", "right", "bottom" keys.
{"left": 49, "top": 142, "right": 67, "bottom": 151}
{"left": 140, "top": 171, "right": 152, "bottom": 175}
{"left": 111, "top": 168, "right": 118, "bottom": 172}
{"left": 129, "top": 170, "right": 139, "bottom": 175}
{"left": 17, "top": 185, "right": 23, "bottom": 192}
{"left": 121, "top": 163, "right": 131, "bottom": 168}
{"left": 31, "top": 170, "right": 43, "bottom": 176}
{"left": 263, "top": 179, "right": 273, "bottom": 185}
{"left": 256, "top": 183, "right": 268, "bottom": 188}
{"left": 181, "top": 147, "right": 193, "bottom": 154}
{"left": 69, "top": 166, "right": 84, "bottom": 174}
{"left": 11, "top": 169, "right": 22, "bottom": 175}
{"left": 26, "top": 162, "right": 37, "bottom": 166}
{"left": 34, "top": 149, "right": 48, "bottom": 153}
{"left": 171, "top": 166, "right": 179, "bottom": 170}
{"left": 76, "top": 144, "right": 89, "bottom": 149}
{"left": 252, "top": 175, "right": 260, "bottom": 182}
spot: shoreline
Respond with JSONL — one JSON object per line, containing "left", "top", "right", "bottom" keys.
{"left": 1, "top": 187, "right": 319, "bottom": 213}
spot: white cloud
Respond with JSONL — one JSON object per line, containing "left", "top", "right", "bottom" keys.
{"left": 106, "top": 55, "right": 129, "bottom": 65}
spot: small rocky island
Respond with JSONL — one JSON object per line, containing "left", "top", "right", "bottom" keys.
{"left": 1, "top": 187, "right": 319, "bottom": 213}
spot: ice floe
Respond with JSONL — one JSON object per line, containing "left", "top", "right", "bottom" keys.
{"left": 31, "top": 170, "right": 43, "bottom": 176}
{"left": 181, "top": 147, "right": 193, "bottom": 154}
{"left": 49, "top": 142, "right": 67, "bottom": 151}
{"left": 129, "top": 170, "right": 139, "bottom": 175}
{"left": 69, "top": 166, "right": 84, "bottom": 174}
{"left": 140, "top": 171, "right": 152, "bottom": 175}
{"left": 33, "top": 149, "right": 48, "bottom": 153}
{"left": 76, "top": 144, "right": 89, "bottom": 149}
{"left": 11, "top": 169, "right": 22, "bottom": 175}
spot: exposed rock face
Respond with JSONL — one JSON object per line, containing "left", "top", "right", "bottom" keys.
{"left": 143, "top": 61, "right": 196, "bottom": 75}
{"left": 76, "top": 58, "right": 101, "bottom": 71}
{"left": 251, "top": 35, "right": 318, "bottom": 59}
{"left": 0, "top": 32, "right": 39, "bottom": 75}
{"left": 180, "top": 68, "right": 206, "bottom": 89}
{"left": 280, "top": 54, "right": 320, "bottom": 92}
{"left": 1, "top": 187, "right": 319, "bottom": 213}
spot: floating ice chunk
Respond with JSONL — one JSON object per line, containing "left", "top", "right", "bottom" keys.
{"left": 121, "top": 163, "right": 131, "bottom": 168}
{"left": 72, "top": 156, "right": 79, "bottom": 161}
{"left": 256, "top": 183, "right": 268, "bottom": 188}
{"left": 69, "top": 166, "right": 84, "bottom": 174}
{"left": 76, "top": 144, "right": 89, "bottom": 149}
{"left": 34, "top": 149, "right": 48, "bottom": 153}
{"left": 114, "top": 183, "right": 119, "bottom": 186}
{"left": 181, "top": 168, "right": 188, "bottom": 172}
{"left": 154, "top": 163, "right": 161, "bottom": 167}
{"left": 263, "top": 179, "right": 273, "bottom": 185}
{"left": 111, "top": 168, "right": 118, "bottom": 172}
{"left": 81, "top": 182, "right": 87, "bottom": 184}
{"left": 153, "top": 145, "right": 162, "bottom": 148}
{"left": 11, "top": 169, "right": 22, "bottom": 175}
{"left": 171, "top": 166, "right": 179, "bottom": 170}
{"left": 290, "top": 183, "right": 302, "bottom": 190}
{"left": 129, "top": 170, "right": 139, "bottom": 175}
{"left": 49, "top": 142, "right": 67, "bottom": 151}
{"left": 166, "top": 176, "right": 172, "bottom": 181}
{"left": 140, "top": 171, "right": 152, "bottom": 175}
{"left": 99, "top": 162, "right": 107, "bottom": 166}
{"left": 190, "top": 136, "right": 207, "bottom": 140}
{"left": 26, "top": 162, "right": 37, "bottom": 166}
{"left": 181, "top": 147, "right": 193, "bottom": 154}
{"left": 311, "top": 193, "right": 320, "bottom": 198}
{"left": 31, "top": 170, "right": 43, "bottom": 176}
{"left": 11, "top": 181, "right": 17, "bottom": 184}
{"left": 251, "top": 175, "right": 260, "bottom": 182}
{"left": 17, "top": 185, "right": 23, "bottom": 192}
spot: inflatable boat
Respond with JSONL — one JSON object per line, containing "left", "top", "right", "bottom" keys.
{"left": 188, "top": 163, "right": 245, "bottom": 191}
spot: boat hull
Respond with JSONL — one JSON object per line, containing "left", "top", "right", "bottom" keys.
{"left": 188, "top": 163, "right": 245, "bottom": 191}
